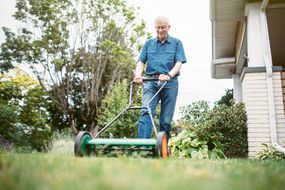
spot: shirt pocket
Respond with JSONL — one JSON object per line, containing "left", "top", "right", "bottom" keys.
{"left": 147, "top": 49, "right": 156, "bottom": 61}
{"left": 164, "top": 50, "right": 176, "bottom": 63}
{"left": 147, "top": 48, "right": 156, "bottom": 54}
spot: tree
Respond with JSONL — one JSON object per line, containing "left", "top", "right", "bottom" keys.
{"left": 0, "top": 68, "right": 51, "bottom": 150}
{"left": 215, "top": 89, "right": 233, "bottom": 107}
{"left": 0, "top": 102, "right": 17, "bottom": 150}
{"left": 179, "top": 100, "right": 210, "bottom": 127}
{"left": 98, "top": 79, "right": 142, "bottom": 138}
{"left": 0, "top": 0, "right": 149, "bottom": 134}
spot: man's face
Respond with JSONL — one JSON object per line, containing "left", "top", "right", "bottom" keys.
{"left": 155, "top": 19, "right": 170, "bottom": 42}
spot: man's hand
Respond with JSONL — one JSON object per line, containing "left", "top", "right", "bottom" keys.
{"left": 159, "top": 74, "right": 171, "bottom": 82}
{"left": 133, "top": 76, "right": 143, "bottom": 84}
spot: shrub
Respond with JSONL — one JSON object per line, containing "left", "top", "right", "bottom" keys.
{"left": 169, "top": 128, "right": 226, "bottom": 159}
{"left": 199, "top": 103, "right": 248, "bottom": 158}
{"left": 175, "top": 100, "right": 248, "bottom": 158}
{"left": 0, "top": 134, "right": 14, "bottom": 151}
{"left": 179, "top": 100, "right": 210, "bottom": 127}
{"left": 0, "top": 70, "right": 52, "bottom": 152}
{"left": 256, "top": 144, "right": 285, "bottom": 160}
{"left": 215, "top": 89, "right": 234, "bottom": 107}
{"left": 48, "top": 129, "right": 74, "bottom": 156}
{"left": 98, "top": 79, "right": 141, "bottom": 138}
{"left": 0, "top": 103, "right": 17, "bottom": 149}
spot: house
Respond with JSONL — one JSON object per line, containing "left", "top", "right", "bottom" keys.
{"left": 209, "top": 0, "right": 285, "bottom": 157}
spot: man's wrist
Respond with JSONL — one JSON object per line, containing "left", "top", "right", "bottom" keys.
{"left": 167, "top": 73, "right": 172, "bottom": 79}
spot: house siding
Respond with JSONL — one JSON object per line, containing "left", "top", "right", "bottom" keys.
{"left": 242, "top": 72, "right": 285, "bottom": 157}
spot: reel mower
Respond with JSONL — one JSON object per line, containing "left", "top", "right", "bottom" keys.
{"left": 74, "top": 78, "right": 169, "bottom": 159}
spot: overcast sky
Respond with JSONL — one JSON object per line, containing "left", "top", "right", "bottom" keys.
{"left": 0, "top": 0, "right": 233, "bottom": 119}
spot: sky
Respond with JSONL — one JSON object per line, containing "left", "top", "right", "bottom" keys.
{"left": 0, "top": 0, "right": 233, "bottom": 119}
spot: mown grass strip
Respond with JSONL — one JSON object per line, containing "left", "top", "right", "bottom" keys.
{"left": 0, "top": 153, "right": 284, "bottom": 190}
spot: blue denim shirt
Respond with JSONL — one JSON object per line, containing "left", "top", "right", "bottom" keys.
{"left": 138, "top": 35, "right": 187, "bottom": 76}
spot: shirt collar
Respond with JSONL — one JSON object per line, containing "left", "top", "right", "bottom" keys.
{"left": 156, "top": 35, "right": 172, "bottom": 44}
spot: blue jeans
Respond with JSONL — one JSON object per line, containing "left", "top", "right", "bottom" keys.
{"left": 138, "top": 78, "right": 178, "bottom": 139}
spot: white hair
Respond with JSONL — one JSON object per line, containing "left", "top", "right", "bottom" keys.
{"left": 154, "top": 15, "right": 170, "bottom": 25}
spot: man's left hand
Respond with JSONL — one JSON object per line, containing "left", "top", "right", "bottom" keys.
{"left": 159, "top": 74, "right": 171, "bottom": 82}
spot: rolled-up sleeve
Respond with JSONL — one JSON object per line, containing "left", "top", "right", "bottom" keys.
{"left": 138, "top": 42, "right": 148, "bottom": 63}
{"left": 175, "top": 40, "right": 187, "bottom": 64}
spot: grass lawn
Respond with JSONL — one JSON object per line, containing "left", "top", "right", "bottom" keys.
{"left": 0, "top": 152, "right": 284, "bottom": 190}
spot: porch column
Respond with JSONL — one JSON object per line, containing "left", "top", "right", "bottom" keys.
{"left": 244, "top": 3, "right": 270, "bottom": 157}
{"left": 232, "top": 74, "right": 242, "bottom": 102}
{"left": 246, "top": 3, "right": 265, "bottom": 67}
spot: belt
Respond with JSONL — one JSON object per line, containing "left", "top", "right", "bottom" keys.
{"left": 147, "top": 74, "right": 160, "bottom": 78}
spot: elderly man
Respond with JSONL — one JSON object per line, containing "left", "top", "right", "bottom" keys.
{"left": 133, "top": 16, "right": 187, "bottom": 139}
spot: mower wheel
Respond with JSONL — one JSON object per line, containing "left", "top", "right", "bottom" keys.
{"left": 74, "top": 131, "right": 92, "bottom": 157}
{"left": 156, "top": 131, "right": 168, "bottom": 159}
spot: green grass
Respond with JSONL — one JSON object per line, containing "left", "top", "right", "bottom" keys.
{"left": 0, "top": 153, "right": 285, "bottom": 190}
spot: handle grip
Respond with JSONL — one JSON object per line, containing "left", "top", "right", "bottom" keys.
{"left": 142, "top": 77, "right": 159, "bottom": 82}
{"left": 131, "top": 77, "right": 159, "bottom": 84}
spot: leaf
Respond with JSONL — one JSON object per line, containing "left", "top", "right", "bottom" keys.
{"left": 200, "top": 145, "right": 209, "bottom": 158}
{"left": 212, "top": 148, "right": 227, "bottom": 159}
{"left": 191, "top": 151, "right": 203, "bottom": 159}
{"left": 209, "top": 150, "right": 219, "bottom": 159}
{"left": 190, "top": 138, "right": 200, "bottom": 147}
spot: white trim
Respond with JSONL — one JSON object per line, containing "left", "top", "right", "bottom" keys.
{"left": 211, "top": 57, "right": 235, "bottom": 78}
{"left": 267, "top": 3, "right": 285, "bottom": 9}
{"left": 261, "top": 0, "right": 269, "bottom": 11}
{"left": 260, "top": 0, "right": 285, "bottom": 154}
{"left": 212, "top": 22, "right": 216, "bottom": 60}
{"left": 210, "top": 0, "right": 216, "bottom": 60}
{"left": 232, "top": 74, "right": 242, "bottom": 102}
{"left": 247, "top": 3, "right": 264, "bottom": 67}
{"left": 211, "top": 57, "right": 235, "bottom": 65}
{"left": 209, "top": 0, "right": 216, "bottom": 21}
{"left": 245, "top": 2, "right": 261, "bottom": 16}
{"left": 236, "top": 20, "right": 247, "bottom": 74}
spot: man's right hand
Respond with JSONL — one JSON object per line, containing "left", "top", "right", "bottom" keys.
{"left": 133, "top": 76, "right": 143, "bottom": 84}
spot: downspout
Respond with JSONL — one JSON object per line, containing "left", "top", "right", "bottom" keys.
{"left": 260, "top": 0, "right": 285, "bottom": 153}
{"left": 209, "top": 0, "right": 216, "bottom": 59}
{"left": 210, "top": 0, "right": 216, "bottom": 78}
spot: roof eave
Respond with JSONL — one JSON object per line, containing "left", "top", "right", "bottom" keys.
{"left": 211, "top": 57, "right": 236, "bottom": 79}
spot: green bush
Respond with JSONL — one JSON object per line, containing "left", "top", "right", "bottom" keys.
{"left": 179, "top": 100, "right": 210, "bottom": 127}
{"left": 0, "top": 71, "right": 52, "bottom": 152}
{"left": 215, "top": 89, "right": 234, "bottom": 107}
{"left": 256, "top": 144, "right": 285, "bottom": 160}
{"left": 174, "top": 99, "right": 248, "bottom": 158}
{"left": 0, "top": 103, "right": 17, "bottom": 151}
{"left": 169, "top": 128, "right": 226, "bottom": 159}
{"left": 0, "top": 135, "right": 13, "bottom": 151}
{"left": 199, "top": 103, "right": 248, "bottom": 158}
{"left": 10, "top": 123, "right": 51, "bottom": 152}
{"left": 98, "top": 79, "right": 141, "bottom": 138}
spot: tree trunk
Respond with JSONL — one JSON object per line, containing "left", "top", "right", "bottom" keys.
{"left": 90, "top": 122, "right": 99, "bottom": 137}
{"left": 69, "top": 114, "right": 78, "bottom": 135}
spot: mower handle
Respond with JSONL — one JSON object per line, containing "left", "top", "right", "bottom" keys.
{"left": 94, "top": 77, "right": 165, "bottom": 138}
{"left": 131, "top": 77, "right": 159, "bottom": 84}
{"left": 142, "top": 77, "right": 159, "bottom": 82}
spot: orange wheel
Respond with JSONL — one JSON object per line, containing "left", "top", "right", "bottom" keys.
{"left": 168, "top": 147, "right": 172, "bottom": 156}
{"left": 156, "top": 132, "right": 168, "bottom": 159}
